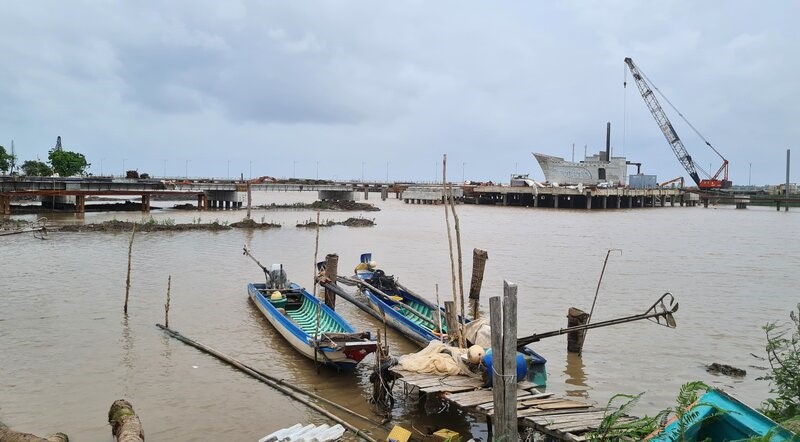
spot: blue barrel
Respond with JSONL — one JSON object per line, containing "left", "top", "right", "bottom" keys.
{"left": 482, "top": 348, "right": 528, "bottom": 386}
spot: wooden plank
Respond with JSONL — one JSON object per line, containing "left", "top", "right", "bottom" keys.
{"left": 446, "top": 389, "right": 496, "bottom": 407}
{"left": 421, "top": 384, "right": 481, "bottom": 394}
{"left": 528, "top": 411, "right": 609, "bottom": 425}
{"left": 518, "top": 407, "right": 603, "bottom": 418}
{"left": 536, "top": 401, "right": 591, "bottom": 411}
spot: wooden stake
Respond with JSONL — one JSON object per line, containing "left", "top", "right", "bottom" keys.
{"left": 312, "top": 211, "right": 321, "bottom": 297}
{"left": 164, "top": 275, "right": 172, "bottom": 329}
{"left": 435, "top": 283, "right": 443, "bottom": 342}
{"left": 469, "top": 249, "right": 489, "bottom": 319}
{"left": 501, "top": 281, "right": 519, "bottom": 442}
{"left": 124, "top": 223, "right": 136, "bottom": 315}
{"left": 108, "top": 399, "right": 144, "bottom": 442}
{"left": 442, "top": 154, "right": 462, "bottom": 347}
{"left": 448, "top": 184, "right": 466, "bottom": 348}
{"left": 246, "top": 181, "right": 252, "bottom": 220}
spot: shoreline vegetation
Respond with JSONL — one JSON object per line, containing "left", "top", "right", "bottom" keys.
{"left": 5, "top": 199, "right": 379, "bottom": 214}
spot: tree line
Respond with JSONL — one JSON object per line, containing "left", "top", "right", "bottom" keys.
{"left": 0, "top": 136, "right": 90, "bottom": 177}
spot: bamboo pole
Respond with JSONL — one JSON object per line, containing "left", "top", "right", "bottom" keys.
{"left": 155, "top": 324, "right": 381, "bottom": 442}
{"left": 0, "top": 422, "right": 68, "bottom": 442}
{"left": 577, "top": 249, "right": 622, "bottom": 354}
{"left": 312, "top": 211, "right": 322, "bottom": 372}
{"left": 442, "top": 154, "right": 462, "bottom": 347}
{"left": 448, "top": 184, "right": 466, "bottom": 347}
{"left": 164, "top": 275, "right": 171, "bottom": 329}
{"left": 435, "top": 283, "right": 443, "bottom": 342}
{"left": 108, "top": 399, "right": 144, "bottom": 442}
{"left": 123, "top": 223, "right": 136, "bottom": 315}
{"left": 312, "top": 211, "right": 321, "bottom": 297}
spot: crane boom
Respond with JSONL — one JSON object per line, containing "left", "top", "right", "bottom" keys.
{"left": 624, "top": 57, "right": 730, "bottom": 189}
{"left": 624, "top": 57, "right": 701, "bottom": 186}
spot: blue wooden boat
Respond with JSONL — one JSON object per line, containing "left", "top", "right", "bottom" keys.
{"left": 354, "top": 253, "right": 547, "bottom": 387}
{"left": 646, "top": 389, "right": 797, "bottom": 441}
{"left": 248, "top": 263, "right": 377, "bottom": 370}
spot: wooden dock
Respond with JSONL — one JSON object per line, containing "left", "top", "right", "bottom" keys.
{"left": 390, "top": 369, "right": 637, "bottom": 441}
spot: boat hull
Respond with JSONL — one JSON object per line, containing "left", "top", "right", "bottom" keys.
{"left": 355, "top": 260, "right": 547, "bottom": 387}
{"left": 647, "top": 389, "right": 796, "bottom": 441}
{"left": 248, "top": 283, "right": 376, "bottom": 370}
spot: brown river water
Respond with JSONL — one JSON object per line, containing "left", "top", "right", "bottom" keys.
{"left": 1, "top": 192, "right": 798, "bottom": 441}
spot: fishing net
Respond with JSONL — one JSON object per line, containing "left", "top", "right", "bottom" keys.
{"left": 396, "top": 341, "right": 473, "bottom": 376}
{"left": 462, "top": 318, "right": 492, "bottom": 348}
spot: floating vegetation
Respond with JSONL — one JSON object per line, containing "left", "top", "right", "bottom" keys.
{"left": 296, "top": 217, "right": 375, "bottom": 228}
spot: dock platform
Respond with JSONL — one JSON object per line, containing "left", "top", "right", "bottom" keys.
{"left": 390, "top": 369, "right": 637, "bottom": 441}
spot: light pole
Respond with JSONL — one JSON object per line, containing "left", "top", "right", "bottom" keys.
{"left": 122, "top": 158, "right": 127, "bottom": 177}
{"left": 361, "top": 161, "right": 365, "bottom": 182}
{"left": 749, "top": 162, "right": 752, "bottom": 186}
{"left": 462, "top": 162, "right": 466, "bottom": 182}
{"left": 249, "top": 160, "right": 253, "bottom": 180}
{"left": 163, "top": 159, "right": 167, "bottom": 178}
{"left": 386, "top": 161, "right": 389, "bottom": 182}
{"left": 100, "top": 158, "right": 105, "bottom": 176}
{"left": 185, "top": 159, "right": 189, "bottom": 179}
{"left": 293, "top": 160, "right": 297, "bottom": 178}
{"left": 316, "top": 161, "right": 319, "bottom": 180}
{"left": 227, "top": 160, "right": 230, "bottom": 180}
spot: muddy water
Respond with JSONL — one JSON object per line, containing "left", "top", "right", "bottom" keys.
{"left": 1, "top": 193, "right": 798, "bottom": 441}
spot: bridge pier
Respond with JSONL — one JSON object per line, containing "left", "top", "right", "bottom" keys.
{"left": 141, "top": 194, "right": 150, "bottom": 212}
{"left": 1, "top": 195, "right": 10, "bottom": 215}
{"left": 75, "top": 195, "right": 86, "bottom": 213}
{"left": 197, "top": 194, "right": 207, "bottom": 210}
{"left": 602, "top": 196, "right": 607, "bottom": 209}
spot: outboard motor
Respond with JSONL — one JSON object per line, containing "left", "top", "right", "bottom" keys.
{"left": 269, "top": 264, "right": 288, "bottom": 289}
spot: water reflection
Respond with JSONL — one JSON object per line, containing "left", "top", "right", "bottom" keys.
{"left": 563, "top": 352, "right": 589, "bottom": 398}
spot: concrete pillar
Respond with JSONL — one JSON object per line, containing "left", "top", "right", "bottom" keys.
{"left": 197, "top": 194, "right": 207, "bottom": 210}
{"left": 533, "top": 195, "right": 538, "bottom": 208}
{"left": 670, "top": 196, "right": 675, "bottom": 207}
{"left": 502, "top": 194, "right": 509, "bottom": 206}
{"left": 553, "top": 195, "right": 559, "bottom": 209}
{"left": 680, "top": 195, "right": 685, "bottom": 206}
{"left": 75, "top": 195, "right": 86, "bottom": 213}
{"left": 363, "top": 187, "right": 369, "bottom": 200}
{"left": 628, "top": 196, "right": 632, "bottom": 208}
{"left": 660, "top": 196, "right": 665, "bottom": 207}
{"left": 602, "top": 196, "right": 607, "bottom": 209}
{"left": 704, "top": 198, "right": 709, "bottom": 208}
{"left": 586, "top": 193, "right": 592, "bottom": 210}
{"left": 381, "top": 188, "right": 388, "bottom": 201}
{"left": 616, "top": 196, "right": 621, "bottom": 209}
{"left": 140, "top": 194, "right": 150, "bottom": 212}
{"left": 0, "top": 195, "right": 10, "bottom": 215}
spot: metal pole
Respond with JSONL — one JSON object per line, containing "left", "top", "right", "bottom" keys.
{"left": 786, "top": 149, "right": 791, "bottom": 212}
{"left": 185, "top": 159, "right": 189, "bottom": 179}
{"left": 122, "top": 158, "right": 127, "bottom": 177}
{"left": 164, "top": 160, "right": 167, "bottom": 178}
{"left": 361, "top": 161, "right": 365, "bottom": 182}
{"left": 749, "top": 162, "right": 752, "bottom": 187}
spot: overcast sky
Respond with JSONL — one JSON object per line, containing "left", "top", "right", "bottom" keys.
{"left": 1, "top": 1, "right": 797, "bottom": 185}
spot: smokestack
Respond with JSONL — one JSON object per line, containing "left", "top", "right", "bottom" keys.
{"left": 605, "top": 122, "right": 611, "bottom": 161}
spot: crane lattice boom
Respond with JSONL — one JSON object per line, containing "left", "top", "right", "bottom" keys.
{"left": 624, "top": 57, "right": 701, "bottom": 186}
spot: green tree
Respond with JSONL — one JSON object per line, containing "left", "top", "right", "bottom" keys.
{"left": 0, "top": 145, "right": 15, "bottom": 173}
{"left": 21, "top": 160, "right": 53, "bottom": 177}
{"left": 48, "top": 147, "right": 90, "bottom": 176}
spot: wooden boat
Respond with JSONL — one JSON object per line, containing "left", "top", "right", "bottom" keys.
{"left": 646, "top": 389, "right": 796, "bottom": 441}
{"left": 248, "top": 263, "right": 377, "bottom": 370}
{"left": 353, "top": 253, "right": 547, "bottom": 386}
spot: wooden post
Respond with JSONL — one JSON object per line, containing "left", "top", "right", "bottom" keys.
{"left": 448, "top": 186, "right": 467, "bottom": 347}
{"left": 444, "top": 301, "right": 459, "bottom": 346}
{"left": 324, "top": 253, "right": 338, "bottom": 309}
{"left": 108, "top": 399, "right": 144, "bottom": 442}
{"left": 567, "top": 307, "right": 590, "bottom": 353}
{"left": 246, "top": 182, "right": 252, "bottom": 220}
{"left": 490, "top": 282, "right": 519, "bottom": 442}
{"left": 502, "top": 281, "right": 519, "bottom": 442}
{"left": 469, "top": 248, "right": 488, "bottom": 319}
{"left": 0, "top": 422, "right": 68, "bottom": 442}
{"left": 164, "top": 275, "right": 172, "bottom": 329}
{"left": 124, "top": 224, "right": 136, "bottom": 315}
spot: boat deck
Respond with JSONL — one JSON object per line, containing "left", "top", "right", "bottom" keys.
{"left": 390, "top": 368, "right": 637, "bottom": 441}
